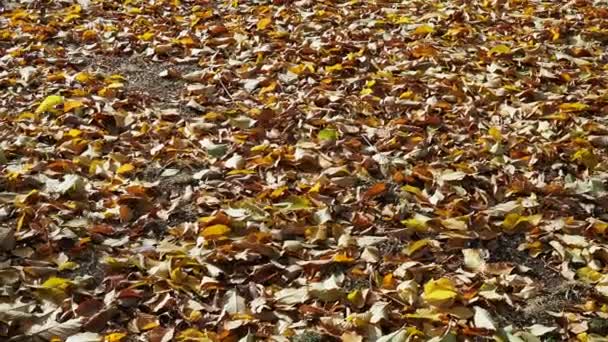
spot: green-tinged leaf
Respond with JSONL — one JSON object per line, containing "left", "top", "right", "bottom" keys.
{"left": 35, "top": 95, "right": 64, "bottom": 114}
{"left": 488, "top": 44, "right": 512, "bottom": 56}
{"left": 572, "top": 148, "right": 598, "bottom": 169}
{"left": 402, "top": 214, "right": 431, "bottom": 232}
{"left": 275, "top": 195, "right": 312, "bottom": 210}
{"left": 560, "top": 102, "right": 589, "bottom": 112}
{"left": 577, "top": 266, "right": 603, "bottom": 283}
{"left": 318, "top": 128, "right": 338, "bottom": 141}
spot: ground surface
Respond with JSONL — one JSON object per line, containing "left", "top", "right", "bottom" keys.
{"left": 1, "top": 0, "right": 608, "bottom": 341}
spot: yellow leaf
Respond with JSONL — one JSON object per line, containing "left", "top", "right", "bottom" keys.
{"left": 288, "top": 63, "right": 314, "bottom": 75}
{"left": 488, "top": 126, "right": 502, "bottom": 141}
{"left": 333, "top": 252, "right": 354, "bottom": 263}
{"left": 63, "top": 13, "right": 80, "bottom": 23}
{"left": 406, "top": 239, "right": 430, "bottom": 256}
{"left": 89, "top": 159, "right": 103, "bottom": 175}
{"left": 17, "top": 112, "right": 37, "bottom": 121}
{"left": 104, "top": 332, "right": 127, "bottom": 342}
{"left": 138, "top": 32, "right": 155, "bottom": 41}
{"left": 117, "top": 163, "right": 135, "bottom": 175}
{"left": 308, "top": 181, "right": 322, "bottom": 194}
{"left": 67, "top": 129, "right": 82, "bottom": 138}
{"left": 549, "top": 27, "right": 560, "bottom": 41}
{"left": 257, "top": 17, "right": 272, "bottom": 30}
{"left": 488, "top": 44, "right": 512, "bottom": 56}
{"left": 58, "top": 261, "right": 79, "bottom": 271}
{"left": 141, "top": 321, "right": 159, "bottom": 331}
{"left": 402, "top": 184, "right": 422, "bottom": 195}
{"left": 401, "top": 214, "right": 430, "bottom": 232}
{"left": 542, "top": 112, "right": 569, "bottom": 121}
{"left": 42, "top": 276, "right": 71, "bottom": 290}
{"left": 502, "top": 84, "right": 521, "bottom": 92}
{"left": 413, "top": 24, "right": 435, "bottom": 35}
{"left": 560, "top": 102, "right": 589, "bottom": 113}
{"left": 259, "top": 81, "right": 276, "bottom": 95}
{"left": 399, "top": 90, "right": 414, "bottom": 99}
{"left": 250, "top": 144, "right": 268, "bottom": 153}
{"left": 16, "top": 212, "right": 26, "bottom": 232}
{"left": 227, "top": 169, "right": 255, "bottom": 175}
{"left": 577, "top": 267, "right": 603, "bottom": 283}
{"left": 347, "top": 289, "right": 364, "bottom": 307}
{"left": 572, "top": 148, "right": 598, "bottom": 169}
{"left": 360, "top": 88, "right": 373, "bottom": 96}
{"left": 98, "top": 87, "right": 115, "bottom": 98}
{"left": 325, "top": 63, "right": 343, "bottom": 73}
{"left": 424, "top": 278, "right": 457, "bottom": 307}
{"left": 386, "top": 13, "right": 410, "bottom": 24}
{"left": 63, "top": 100, "right": 84, "bottom": 113}
{"left": 201, "top": 224, "right": 231, "bottom": 238}
{"left": 270, "top": 186, "right": 288, "bottom": 199}
{"left": 176, "top": 328, "right": 212, "bottom": 342}
{"left": 35, "top": 95, "right": 64, "bottom": 114}
{"left": 502, "top": 213, "right": 542, "bottom": 231}
{"left": 176, "top": 36, "right": 196, "bottom": 46}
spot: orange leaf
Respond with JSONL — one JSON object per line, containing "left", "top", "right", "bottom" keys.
{"left": 382, "top": 273, "right": 396, "bottom": 289}
{"left": 363, "top": 183, "right": 387, "bottom": 200}
{"left": 119, "top": 205, "right": 132, "bottom": 222}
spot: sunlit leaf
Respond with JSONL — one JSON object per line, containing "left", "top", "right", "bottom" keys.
{"left": 116, "top": 163, "right": 135, "bottom": 175}
{"left": 201, "top": 224, "right": 231, "bottom": 238}
{"left": 572, "top": 148, "right": 598, "bottom": 169}
{"left": 487, "top": 44, "right": 512, "bottom": 56}
{"left": 413, "top": 24, "right": 435, "bottom": 35}
{"left": 406, "top": 239, "right": 430, "bottom": 256}
{"left": 502, "top": 213, "right": 542, "bottom": 231}
{"left": 424, "top": 278, "right": 457, "bottom": 307}
{"left": 257, "top": 17, "right": 271, "bottom": 30}
{"left": 318, "top": 128, "right": 338, "bottom": 141}
{"left": 560, "top": 102, "right": 589, "bottom": 112}
{"left": 577, "top": 267, "right": 602, "bottom": 283}
{"left": 35, "top": 95, "right": 64, "bottom": 114}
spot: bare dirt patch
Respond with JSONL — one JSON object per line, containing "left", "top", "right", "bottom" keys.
{"left": 484, "top": 234, "right": 593, "bottom": 328}
{"left": 86, "top": 55, "right": 198, "bottom": 107}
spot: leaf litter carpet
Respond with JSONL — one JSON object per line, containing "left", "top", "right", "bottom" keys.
{"left": 2, "top": 0, "right": 608, "bottom": 341}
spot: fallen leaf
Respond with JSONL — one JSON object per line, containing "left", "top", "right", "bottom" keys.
{"left": 35, "top": 95, "right": 64, "bottom": 114}
{"left": 257, "top": 17, "right": 271, "bottom": 30}
{"left": 201, "top": 224, "right": 231, "bottom": 239}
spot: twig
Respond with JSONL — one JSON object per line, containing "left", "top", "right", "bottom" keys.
{"left": 217, "top": 77, "right": 233, "bottom": 100}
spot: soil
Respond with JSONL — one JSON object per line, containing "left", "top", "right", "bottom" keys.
{"left": 482, "top": 233, "right": 593, "bottom": 328}
{"left": 88, "top": 55, "right": 195, "bottom": 101}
